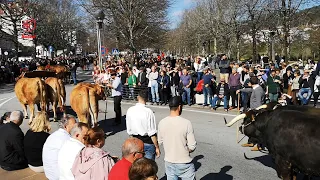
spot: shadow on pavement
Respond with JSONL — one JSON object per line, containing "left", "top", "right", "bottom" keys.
{"left": 193, "top": 155, "right": 204, "bottom": 171}
{"left": 0, "top": 83, "right": 15, "bottom": 94}
{"left": 98, "top": 115, "right": 127, "bottom": 136}
{"left": 201, "top": 165, "right": 233, "bottom": 180}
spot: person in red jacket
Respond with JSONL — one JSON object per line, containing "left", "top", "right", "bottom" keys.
{"left": 108, "top": 137, "right": 144, "bottom": 180}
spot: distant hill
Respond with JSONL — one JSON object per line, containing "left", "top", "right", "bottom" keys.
{"left": 296, "top": 5, "right": 320, "bottom": 25}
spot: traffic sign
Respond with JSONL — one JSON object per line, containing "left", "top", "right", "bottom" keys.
{"left": 101, "top": 46, "right": 106, "bottom": 56}
{"left": 112, "top": 48, "right": 119, "bottom": 55}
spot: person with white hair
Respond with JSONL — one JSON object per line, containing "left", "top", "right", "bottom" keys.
{"left": 43, "top": 115, "right": 77, "bottom": 180}
{"left": 0, "top": 110, "right": 28, "bottom": 171}
{"left": 58, "top": 122, "right": 89, "bottom": 180}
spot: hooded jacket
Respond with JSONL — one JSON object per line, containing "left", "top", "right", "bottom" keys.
{"left": 71, "top": 146, "right": 115, "bottom": 180}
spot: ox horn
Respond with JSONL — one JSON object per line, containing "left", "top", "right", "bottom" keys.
{"left": 226, "top": 114, "right": 246, "bottom": 127}
{"left": 255, "top": 104, "right": 268, "bottom": 110}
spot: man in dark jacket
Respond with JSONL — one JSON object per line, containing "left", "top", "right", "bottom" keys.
{"left": 0, "top": 111, "right": 28, "bottom": 171}
{"left": 137, "top": 67, "right": 148, "bottom": 87}
{"left": 218, "top": 54, "right": 230, "bottom": 83}
{"left": 212, "top": 78, "right": 230, "bottom": 111}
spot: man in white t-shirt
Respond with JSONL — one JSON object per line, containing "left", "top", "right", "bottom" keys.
{"left": 43, "top": 116, "right": 76, "bottom": 180}
{"left": 58, "top": 123, "right": 89, "bottom": 180}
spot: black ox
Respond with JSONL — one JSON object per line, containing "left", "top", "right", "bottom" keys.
{"left": 226, "top": 103, "right": 320, "bottom": 180}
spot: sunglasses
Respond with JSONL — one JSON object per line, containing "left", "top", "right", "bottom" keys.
{"left": 134, "top": 151, "right": 146, "bottom": 156}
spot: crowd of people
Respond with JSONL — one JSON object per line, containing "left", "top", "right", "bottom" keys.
{"left": 0, "top": 92, "right": 196, "bottom": 180}
{"left": 93, "top": 54, "right": 320, "bottom": 110}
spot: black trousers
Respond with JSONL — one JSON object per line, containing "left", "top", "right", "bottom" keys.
{"left": 160, "top": 88, "right": 168, "bottom": 103}
{"left": 314, "top": 92, "right": 320, "bottom": 106}
{"left": 114, "top": 96, "right": 122, "bottom": 124}
{"left": 230, "top": 86, "right": 240, "bottom": 108}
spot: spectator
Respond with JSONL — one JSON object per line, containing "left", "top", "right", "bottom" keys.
{"left": 58, "top": 122, "right": 89, "bottom": 180}
{"left": 108, "top": 137, "right": 144, "bottom": 180}
{"left": 24, "top": 112, "right": 51, "bottom": 172}
{"left": 266, "top": 70, "right": 281, "bottom": 102}
{"left": 228, "top": 67, "right": 241, "bottom": 110}
{"left": 107, "top": 70, "right": 123, "bottom": 126}
{"left": 0, "top": 111, "right": 27, "bottom": 171}
{"left": 127, "top": 70, "right": 137, "bottom": 99}
{"left": 291, "top": 70, "right": 301, "bottom": 105}
{"left": 126, "top": 90, "right": 161, "bottom": 160}
{"left": 180, "top": 69, "right": 192, "bottom": 106}
{"left": 148, "top": 66, "right": 160, "bottom": 105}
{"left": 212, "top": 78, "right": 229, "bottom": 111}
{"left": 43, "top": 115, "right": 77, "bottom": 180}
{"left": 72, "top": 127, "right": 115, "bottom": 180}
{"left": 237, "top": 76, "right": 265, "bottom": 109}
{"left": 158, "top": 96, "right": 197, "bottom": 180}
{"left": 137, "top": 67, "right": 148, "bottom": 87}
{"left": 298, "top": 70, "right": 312, "bottom": 105}
{"left": 70, "top": 62, "right": 78, "bottom": 85}
{"left": 169, "top": 67, "right": 180, "bottom": 97}
{"left": 202, "top": 68, "right": 214, "bottom": 107}
{"left": 218, "top": 54, "right": 230, "bottom": 83}
{"left": 0, "top": 112, "right": 11, "bottom": 125}
{"left": 313, "top": 76, "right": 320, "bottom": 107}
{"left": 158, "top": 70, "right": 170, "bottom": 105}
{"left": 282, "top": 68, "right": 294, "bottom": 94}
{"left": 194, "top": 57, "right": 204, "bottom": 83}
{"left": 129, "top": 158, "right": 158, "bottom": 180}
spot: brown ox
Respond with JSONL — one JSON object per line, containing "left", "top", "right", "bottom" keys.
{"left": 45, "top": 77, "right": 66, "bottom": 121}
{"left": 15, "top": 77, "right": 47, "bottom": 124}
{"left": 70, "top": 83, "right": 105, "bottom": 127}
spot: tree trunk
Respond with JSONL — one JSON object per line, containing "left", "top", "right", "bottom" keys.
{"left": 252, "top": 30, "right": 257, "bottom": 64}
{"left": 213, "top": 37, "right": 217, "bottom": 55}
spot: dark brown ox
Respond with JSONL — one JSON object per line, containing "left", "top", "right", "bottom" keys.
{"left": 70, "top": 83, "right": 105, "bottom": 127}
{"left": 14, "top": 77, "right": 46, "bottom": 124}
{"left": 45, "top": 77, "right": 66, "bottom": 121}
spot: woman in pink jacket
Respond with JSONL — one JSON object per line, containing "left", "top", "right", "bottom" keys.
{"left": 72, "top": 127, "right": 115, "bottom": 180}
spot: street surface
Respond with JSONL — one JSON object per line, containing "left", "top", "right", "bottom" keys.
{"left": 0, "top": 69, "right": 304, "bottom": 180}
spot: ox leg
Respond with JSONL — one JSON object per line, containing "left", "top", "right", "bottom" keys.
{"left": 29, "top": 104, "right": 35, "bottom": 124}
{"left": 37, "top": 103, "right": 41, "bottom": 111}
{"left": 78, "top": 114, "right": 88, "bottom": 124}
{"left": 89, "top": 102, "right": 98, "bottom": 127}
{"left": 275, "top": 156, "right": 293, "bottom": 180}
{"left": 21, "top": 104, "right": 28, "bottom": 119}
{"left": 52, "top": 101, "right": 58, "bottom": 122}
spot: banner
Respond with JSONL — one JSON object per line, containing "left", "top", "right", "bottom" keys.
{"left": 21, "top": 16, "right": 36, "bottom": 39}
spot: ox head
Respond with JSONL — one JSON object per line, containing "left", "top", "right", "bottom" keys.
{"left": 94, "top": 84, "right": 106, "bottom": 100}
{"left": 15, "top": 72, "right": 26, "bottom": 81}
{"left": 225, "top": 102, "right": 281, "bottom": 140}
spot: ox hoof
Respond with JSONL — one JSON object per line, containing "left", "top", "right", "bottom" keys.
{"left": 24, "top": 116, "right": 29, "bottom": 119}
{"left": 53, "top": 118, "right": 58, "bottom": 122}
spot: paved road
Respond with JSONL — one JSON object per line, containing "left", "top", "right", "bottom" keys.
{"left": 0, "top": 69, "right": 302, "bottom": 180}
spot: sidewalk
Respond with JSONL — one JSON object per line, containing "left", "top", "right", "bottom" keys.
{"left": 0, "top": 167, "right": 47, "bottom": 180}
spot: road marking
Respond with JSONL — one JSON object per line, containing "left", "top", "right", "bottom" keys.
{"left": 0, "top": 96, "right": 16, "bottom": 108}
{"left": 105, "top": 100, "right": 237, "bottom": 117}
{"left": 0, "top": 97, "right": 9, "bottom": 101}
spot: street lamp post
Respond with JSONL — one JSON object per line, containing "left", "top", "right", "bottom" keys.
{"left": 96, "top": 11, "right": 105, "bottom": 70}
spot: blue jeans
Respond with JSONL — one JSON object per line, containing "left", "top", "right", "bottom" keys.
{"left": 203, "top": 86, "right": 212, "bottom": 106}
{"left": 72, "top": 71, "right": 77, "bottom": 85}
{"left": 241, "top": 92, "right": 247, "bottom": 108}
{"left": 165, "top": 161, "right": 196, "bottom": 180}
{"left": 298, "top": 88, "right": 312, "bottom": 105}
{"left": 151, "top": 83, "right": 159, "bottom": 103}
{"left": 197, "top": 72, "right": 203, "bottom": 84}
{"left": 212, "top": 96, "right": 228, "bottom": 109}
{"left": 182, "top": 87, "right": 191, "bottom": 105}
{"left": 144, "top": 143, "right": 155, "bottom": 160}
{"left": 268, "top": 93, "right": 278, "bottom": 102}
{"left": 129, "top": 87, "right": 134, "bottom": 99}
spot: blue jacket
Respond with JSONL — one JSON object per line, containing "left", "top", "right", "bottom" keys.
{"left": 157, "top": 75, "right": 170, "bottom": 88}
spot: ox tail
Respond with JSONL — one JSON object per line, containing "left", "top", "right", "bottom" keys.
{"left": 38, "top": 79, "right": 46, "bottom": 112}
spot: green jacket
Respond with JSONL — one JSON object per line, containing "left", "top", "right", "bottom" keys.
{"left": 128, "top": 75, "right": 137, "bottom": 87}
{"left": 267, "top": 75, "right": 280, "bottom": 94}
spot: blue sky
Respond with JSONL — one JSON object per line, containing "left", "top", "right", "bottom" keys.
{"left": 168, "top": 0, "right": 195, "bottom": 29}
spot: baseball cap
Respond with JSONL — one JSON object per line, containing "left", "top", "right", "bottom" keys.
{"left": 168, "top": 96, "right": 183, "bottom": 107}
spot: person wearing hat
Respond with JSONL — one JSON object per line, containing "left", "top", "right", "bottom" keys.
{"left": 107, "top": 70, "right": 123, "bottom": 126}
{"left": 158, "top": 96, "right": 196, "bottom": 179}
